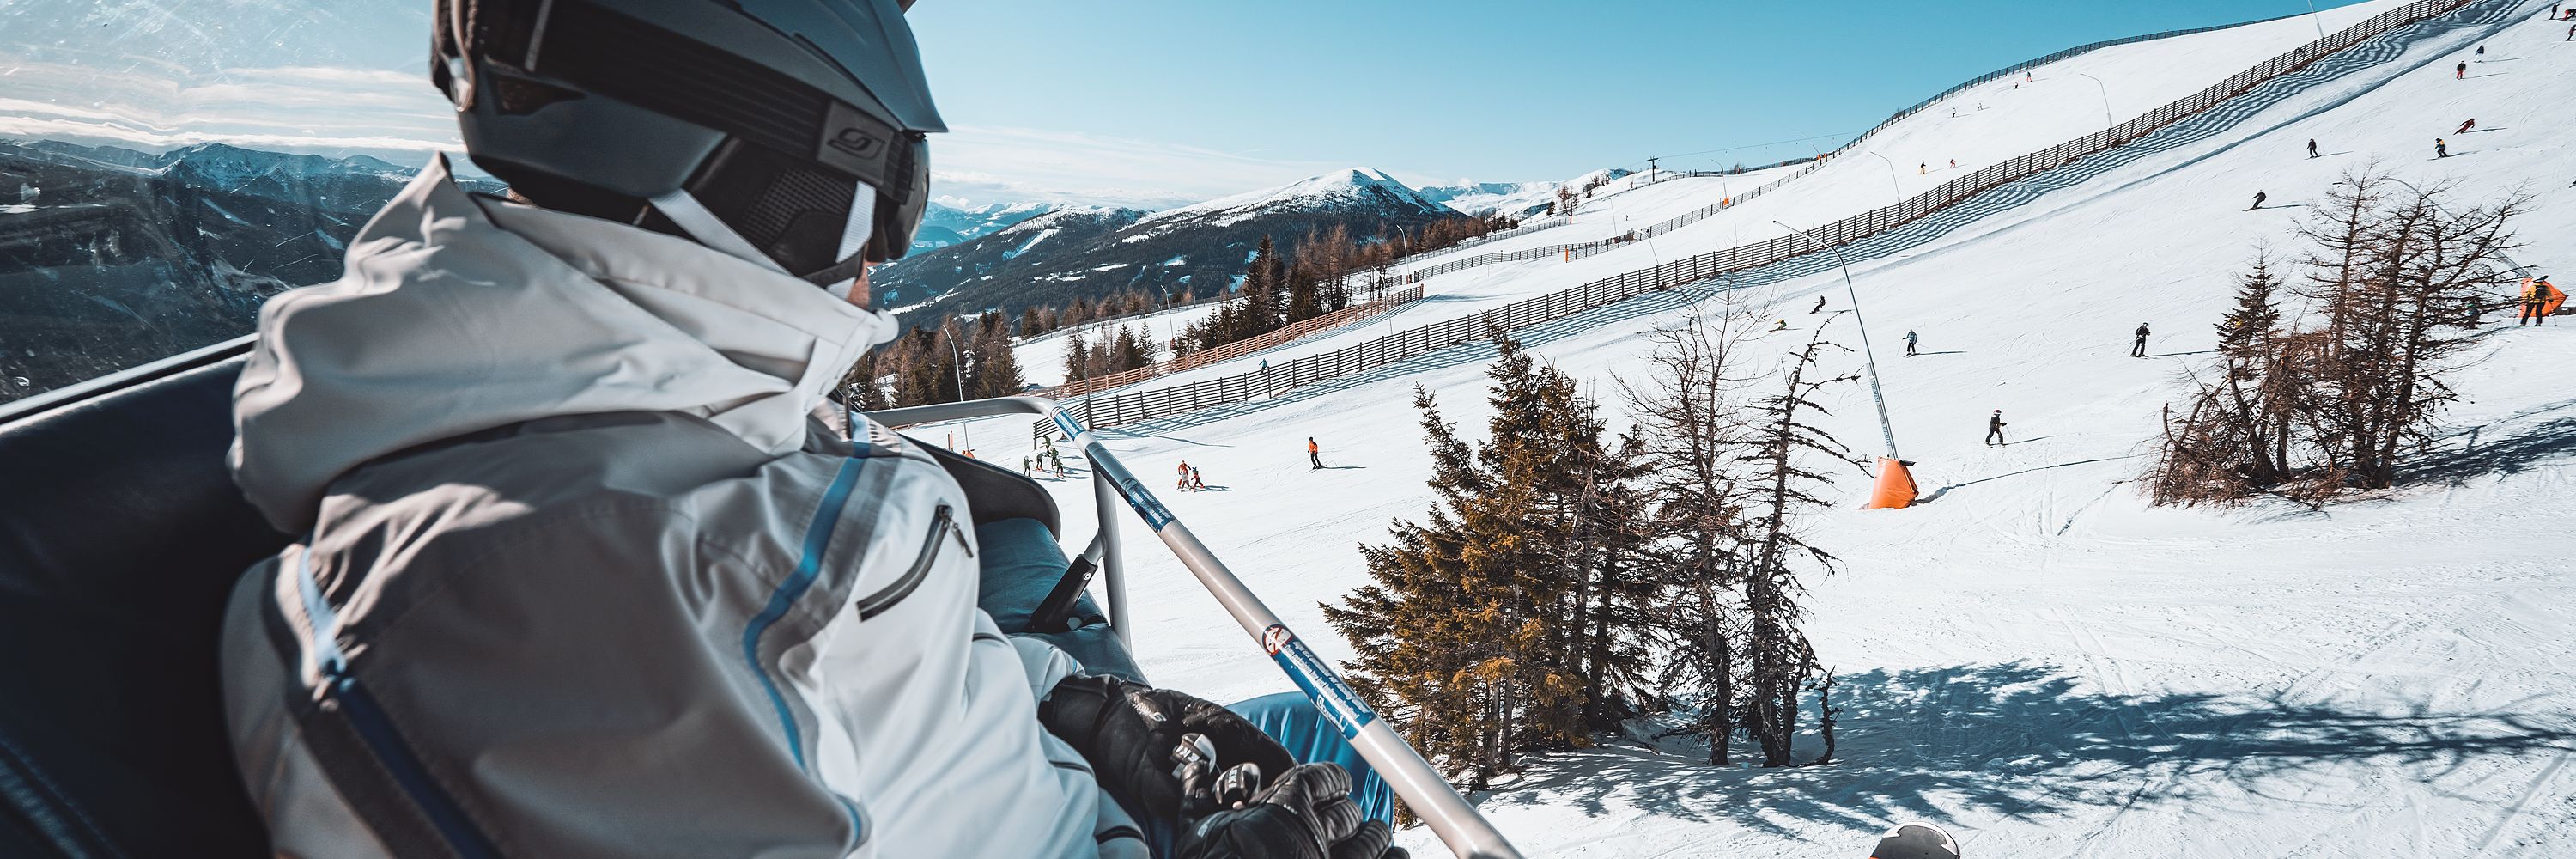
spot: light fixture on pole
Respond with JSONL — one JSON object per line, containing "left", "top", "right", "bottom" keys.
{"left": 1864, "top": 151, "right": 1905, "bottom": 206}
{"left": 2075, "top": 72, "right": 2116, "bottom": 129}
{"left": 949, "top": 323, "right": 970, "bottom": 452}
{"left": 1773, "top": 219, "right": 1916, "bottom": 509}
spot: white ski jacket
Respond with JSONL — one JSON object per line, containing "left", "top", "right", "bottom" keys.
{"left": 219, "top": 157, "right": 1137, "bottom": 859}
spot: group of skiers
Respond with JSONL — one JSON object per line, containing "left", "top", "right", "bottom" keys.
{"left": 1023, "top": 436, "right": 1071, "bottom": 478}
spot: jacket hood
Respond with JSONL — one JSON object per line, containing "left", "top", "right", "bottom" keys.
{"left": 230, "top": 155, "right": 898, "bottom": 533}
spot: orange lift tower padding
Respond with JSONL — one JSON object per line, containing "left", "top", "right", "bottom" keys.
{"left": 1866, "top": 457, "right": 1918, "bottom": 509}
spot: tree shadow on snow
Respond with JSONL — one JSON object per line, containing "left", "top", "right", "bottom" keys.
{"left": 2406, "top": 414, "right": 2576, "bottom": 487}
{"left": 1479, "top": 662, "right": 2576, "bottom": 840}
{"left": 1916, "top": 454, "right": 2128, "bottom": 503}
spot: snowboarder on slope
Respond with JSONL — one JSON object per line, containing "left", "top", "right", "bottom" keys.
{"left": 2307, "top": 138, "right": 2319, "bottom": 158}
{"left": 1772, "top": 318, "right": 1790, "bottom": 332}
{"left": 2436, "top": 138, "right": 2451, "bottom": 158}
{"left": 1905, "top": 330, "right": 1920, "bottom": 356}
{"left": 1308, "top": 436, "right": 1324, "bottom": 470}
{"left": 1811, "top": 295, "right": 1828, "bottom": 314}
{"left": 210, "top": 3, "right": 1401, "bottom": 858}
{"left": 2132, "top": 323, "right": 2153, "bottom": 357}
{"left": 2250, "top": 191, "right": 2268, "bottom": 210}
{"left": 1985, "top": 411, "right": 2008, "bottom": 447}
{"left": 2524, "top": 276, "right": 2555, "bottom": 326}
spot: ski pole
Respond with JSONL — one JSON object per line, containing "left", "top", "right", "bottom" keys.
{"left": 1048, "top": 406, "right": 1526, "bottom": 859}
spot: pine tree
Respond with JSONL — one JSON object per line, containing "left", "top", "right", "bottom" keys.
{"left": 1619, "top": 303, "right": 1759, "bottom": 764}
{"left": 971, "top": 316, "right": 1024, "bottom": 399}
{"left": 1063, "top": 330, "right": 1091, "bottom": 383}
{"left": 1736, "top": 324, "right": 1856, "bottom": 767}
{"left": 1242, "top": 235, "right": 1284, "bottom": 336}
{"left": 2217, "top": 255, "right": 2283, "bottom": 359}
{"left": 1285, "top": 260, "right": 1323, "bottom": 324}
{"left": 1327, "top": 328, "right": 1649, "bottom": 788}
{"left": 840, "top": 349, "right": 890, "bottom": 412}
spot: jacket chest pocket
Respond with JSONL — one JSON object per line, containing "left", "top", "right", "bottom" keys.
{"left": 854, "top": 503, "right": 971, "bottom": 621}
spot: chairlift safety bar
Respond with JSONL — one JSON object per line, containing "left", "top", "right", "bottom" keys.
{"left": 860, "top": 395, "right": 1524, "bottom": 859}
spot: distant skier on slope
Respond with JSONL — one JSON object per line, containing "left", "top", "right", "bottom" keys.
{"left": 1985, "top": 411, "right": 2008, "bottom": 447}
{"left": 2436, "top": 138, "right": 2451, "bottom": 158}
{"left": 1811, "top": 295, "right": 1829, "bottom": 314}
{"left": 2307, "top": 138, "right": 2319, "bottom": 158}
{"left": 2132, "top": 323, "right": 2153, "bottom": 357}
{"left": 2250, "top": 191, "right": 2268, "bottom": 210}
{"left": 2456, "top": 60, "right": 2468, "bottom": 79}
{"left": 1308, "top": 436, "right": 1324, "bottom": 470}
{"left": 1905, "top": 330, "right": 1920, "bottom": 356}
{"left": 1772, "top": 318, "right": 1790, "bottom": 332}
{"left": 1176, "top": 460, "right": 1193, "bottom": 491}
{"left": 2476, "top": 45, "right": 2486, "bottom": 61}
{"left": 1190, "top": 466, "right": 1206, "bottom": 491}
{"left": 2456, "top": 118, "right": 2477, "bottom": 134}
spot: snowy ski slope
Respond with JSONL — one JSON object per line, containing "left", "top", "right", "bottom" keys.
{"left": 940, "top": 2, "right": 2575, "bottom": 855}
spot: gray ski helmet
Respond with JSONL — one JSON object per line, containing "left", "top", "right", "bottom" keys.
{"left": 432, "top": 0, "right": 944, "bottom": 285}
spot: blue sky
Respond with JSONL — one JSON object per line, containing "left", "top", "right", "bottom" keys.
{"left": 909, "top": 0, "right": 2375, "bottom": 205}
{"left": 0, "top": 0, "right": 2376, "bottom": 209}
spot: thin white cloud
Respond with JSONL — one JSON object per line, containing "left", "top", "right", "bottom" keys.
{"left": 932, "top": 124, "right": 1360, "bottom": 210}
{"left": 0, "top": 49, "right": 1425, "bottom": 210}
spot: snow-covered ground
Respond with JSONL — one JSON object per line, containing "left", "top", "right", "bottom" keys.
{"left": 1399, "top": 0, "right": 2410, "bottom": 279}
{"left": 929, "top": 2, "right": 2574, "bottom": 855}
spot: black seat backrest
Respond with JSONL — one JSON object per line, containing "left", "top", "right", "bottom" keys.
{"left": 0, "top": 354, "right": 279, "bottom": 857}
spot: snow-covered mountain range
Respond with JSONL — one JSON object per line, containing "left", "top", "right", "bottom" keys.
{"left": 871, "top": 167, "right": 1475, "bottom": 323}
{"left": 0, "top": 140, "right": 487, "bottom": 401}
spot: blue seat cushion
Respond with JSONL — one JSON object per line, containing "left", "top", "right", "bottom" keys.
{"left": 973, "top": 517, "right": 1145, "bottom": 683}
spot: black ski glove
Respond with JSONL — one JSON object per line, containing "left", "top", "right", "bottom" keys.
{"left": 1177, "top": 762, "right": 1406, "bottom": 859}
{"left": 1039, "top": 674, "right": 1297, "bottom": 819}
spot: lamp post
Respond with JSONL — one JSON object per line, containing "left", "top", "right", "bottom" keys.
{"left": 1863, "top": 151, "right": 1906, "bottom": 206}
{"left": 948, "top": 322, "right": 970, "bottom": 451}
{"left": 2075, "top": 72, "right": 2116, "bottom": 129}
{"left": 1774, "top": 219, "right": 1915, "bottom": 509}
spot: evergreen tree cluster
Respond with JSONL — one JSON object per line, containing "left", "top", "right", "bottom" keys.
{"left": 1187, "top": 216, "right": 1520, "bottom": 350}
{"left": 841, "top": 309, "right": 1028, "bottom": 409}
{"left": 1012, "top": 287, "right": 1188, "bottom": 342}
{"left": 2149, "top": 172, "right": 2525, "bottom": 505}
{"left": 1327, "top": 315, "right": 1857, "bottom": 800}
{"left": 1060, "top": 323, "right": 1158, "bottom": 383}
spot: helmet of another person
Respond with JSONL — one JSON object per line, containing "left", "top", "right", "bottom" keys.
{"left": 433, "top": 0, "right": 942, "bottom": 287}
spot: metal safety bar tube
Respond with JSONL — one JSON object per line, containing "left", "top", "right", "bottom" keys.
{"left": 1046, "top": 406, "right": 1525, "bottom": 859}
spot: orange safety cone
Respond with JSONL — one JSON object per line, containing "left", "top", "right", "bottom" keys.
{"left": 1865, "top": 457, "right": 1917, "bottom": 509}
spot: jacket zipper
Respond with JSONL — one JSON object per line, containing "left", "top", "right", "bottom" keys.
{"left": 292, "top": 550, "right": 502, "bottom": 859}
{"left": 855, "top": 503, "right": 970, "bottom": 621}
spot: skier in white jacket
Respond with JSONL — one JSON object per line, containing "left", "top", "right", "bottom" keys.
{"left": 217, "top": 3, "right": 1395, "bottom": 858}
